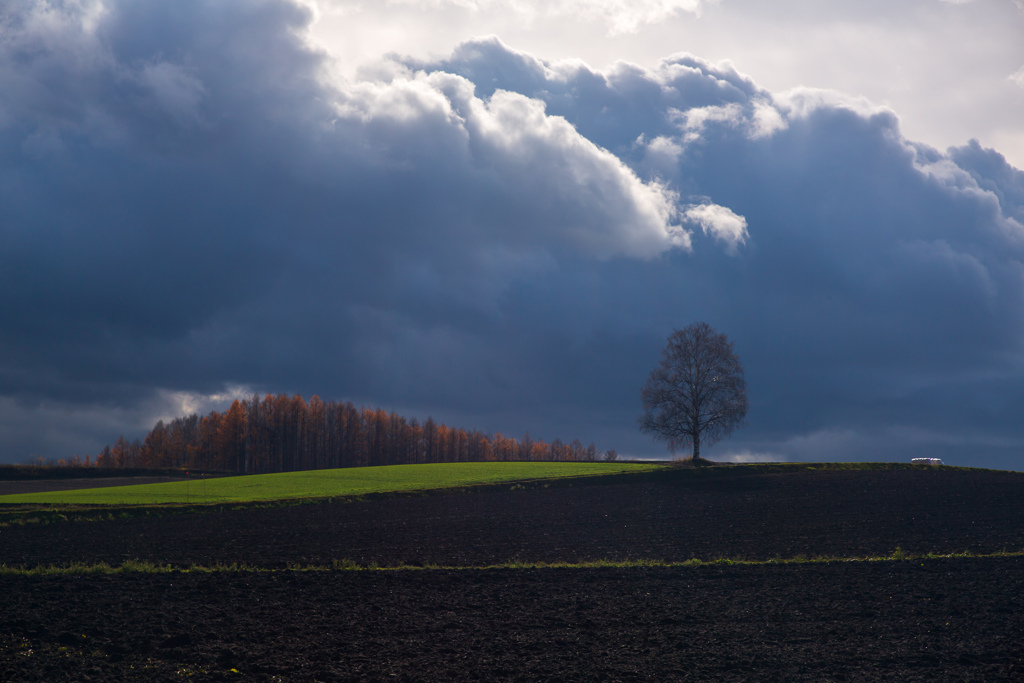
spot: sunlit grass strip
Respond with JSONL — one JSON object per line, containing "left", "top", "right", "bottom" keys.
{"left": 3, "top": 549, "right": 1022, "bottom": 576}
{"left": 0, "top": 461, "right": 665, "bottom": 506}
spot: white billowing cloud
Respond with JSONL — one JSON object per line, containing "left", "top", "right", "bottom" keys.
{"left": 638, "top": 135, "right": 685, "bottom": 178}
{"left": 683, "top": 203, "right": 748, "bottom": 252}
{"left": 910, "top": 154, "right": 1024, "bottom": 242}
{"left": 404, "top": 37, "right": 770, "bottom": 162}
{"left": 675, "top": 103, "right": 744, "bottom": 141}
{"left": 672, "top": 98, "right": 785, "bottom": 142}
{"left": 0, "top": 0, "right": 690, "bottom": 293}
{"left": 308, "top": 0, "right": 1024, "bottom": 170}
{"left": 774, "top": 87, "right": 892, "bottom": 122}
{"left": 156, "top": 385, "right": 255, "bottom": 424}
{"left": 1010, "top": 66, "right": 1024, "bottom": 88}
{"left": 453, "top": 86, "right": 689, "bottom": 257}
{"left": 749, "top": 99, "right": 786, "bottom": 138}
{"left": 335, "top": 69, "right": 689, "bottom": 257}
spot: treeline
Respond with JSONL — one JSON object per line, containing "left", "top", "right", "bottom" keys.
{"left": 60, "top": 394, "right": 617, "bottom": 473}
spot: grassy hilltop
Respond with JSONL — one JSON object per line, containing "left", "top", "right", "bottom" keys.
{"left": 0, "top": 461, "right": 663, "bottom": 506}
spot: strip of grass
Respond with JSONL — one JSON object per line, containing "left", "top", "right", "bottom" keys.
{"left": 0, "top": 461, "right": 663, "bottom": 506}
{"left": 2, "top": 548, "right": 1021, "bottom": 576}
{"left": 669, "top": 461, "right": 984, "bottom": 474}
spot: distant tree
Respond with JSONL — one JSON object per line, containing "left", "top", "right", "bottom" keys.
{"left": 549, "top": 438, "right": 565, "bottom": 461}
{"left": 518, "top": 432, "right": 535, "bottom": 461}
{"left": 423, "top": 417, "right": 437, "bottom": 463}
{"left": 305, "top": 395, "right": 324, "bottom": 469}
{"left": 97, "top": 393, "right": 601, "bottom": 473}
{"left": 96, "top": 445, "right": 113, "bottom": 468}
{"left": 639, "top": 322, "right": 747, "bottom": 462}
{"left": 603, "top": 449, "right": 618, "bottom": 462}
{"left": 217, "top": 401, "right": 247, "bottom": 473}
{"left": 568, "top": 438, "right": 585, "bottom": 462}
{"left": 112, "top": 436, "right": 130, "bottom": 468}
{"left": 530, "top": 440, "right": 550, "bottom": 461}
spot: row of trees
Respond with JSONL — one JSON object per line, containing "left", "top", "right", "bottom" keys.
{"left": 65, "top": 394, "right": 616, "bottom": 472}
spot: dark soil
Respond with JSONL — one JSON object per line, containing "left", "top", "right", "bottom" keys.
{"left": 3, "top": 468, "right": 1022, "bottom": 567}
{"left": 0, "top": 467, "right": 232, "bottom": 495}
{"left": 1, "top": 467, "right": 1022, "bottom": 681}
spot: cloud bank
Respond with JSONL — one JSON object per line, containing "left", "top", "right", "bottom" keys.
{"left": 2, "top": 0, "right": 1024, "bottom": 469}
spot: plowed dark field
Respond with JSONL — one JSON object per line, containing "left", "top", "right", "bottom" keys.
{"left": 2, "top": 466, "right": 1023, "bottom": 681}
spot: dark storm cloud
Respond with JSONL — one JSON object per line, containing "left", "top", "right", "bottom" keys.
{"left": 0, "top": 0, "right": 681, "bottom": 457}
{"left": 2, "top": 4, "right": 1024, "bottom": 468}
{"left": 949, "top": 140, "right": 1024, "bottom": 225}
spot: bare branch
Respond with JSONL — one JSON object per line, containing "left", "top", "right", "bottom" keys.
{"left": 639, "top": 322, "right": 747, "bottom": 460}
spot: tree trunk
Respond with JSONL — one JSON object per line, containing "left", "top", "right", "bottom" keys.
{"left": 693, "top": 433, "right": 701, "bottom": 462}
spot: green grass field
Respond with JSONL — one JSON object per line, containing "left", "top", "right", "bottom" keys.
{"left": 0, "top": 462, "right": 665, "bottom": 506}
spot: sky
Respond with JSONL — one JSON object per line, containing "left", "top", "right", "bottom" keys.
{"left": 2, "top": 0, "right": 1024, "bottom": 468}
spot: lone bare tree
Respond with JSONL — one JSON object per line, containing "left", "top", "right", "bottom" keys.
{"left": 639, "top": 322, "right": 747, "bottom": 461}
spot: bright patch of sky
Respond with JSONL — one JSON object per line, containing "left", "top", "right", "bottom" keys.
{"left": 310, "top": 0, "right": 1024, "bottom": 169}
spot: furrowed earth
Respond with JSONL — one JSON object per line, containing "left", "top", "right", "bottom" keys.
{"left": 1, "top": 465, "right": 1022, "bottom": 681}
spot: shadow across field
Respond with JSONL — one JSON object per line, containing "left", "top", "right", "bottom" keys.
{"left": 1, "top": 466, "right": 1022, "bottom": 681}
{"left": 2, "top": 467, "right": 1022, "bottom": 568}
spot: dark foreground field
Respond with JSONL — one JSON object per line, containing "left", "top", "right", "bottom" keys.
{"left": 1, "top": 466, "right": 1023, "bottom": 681}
